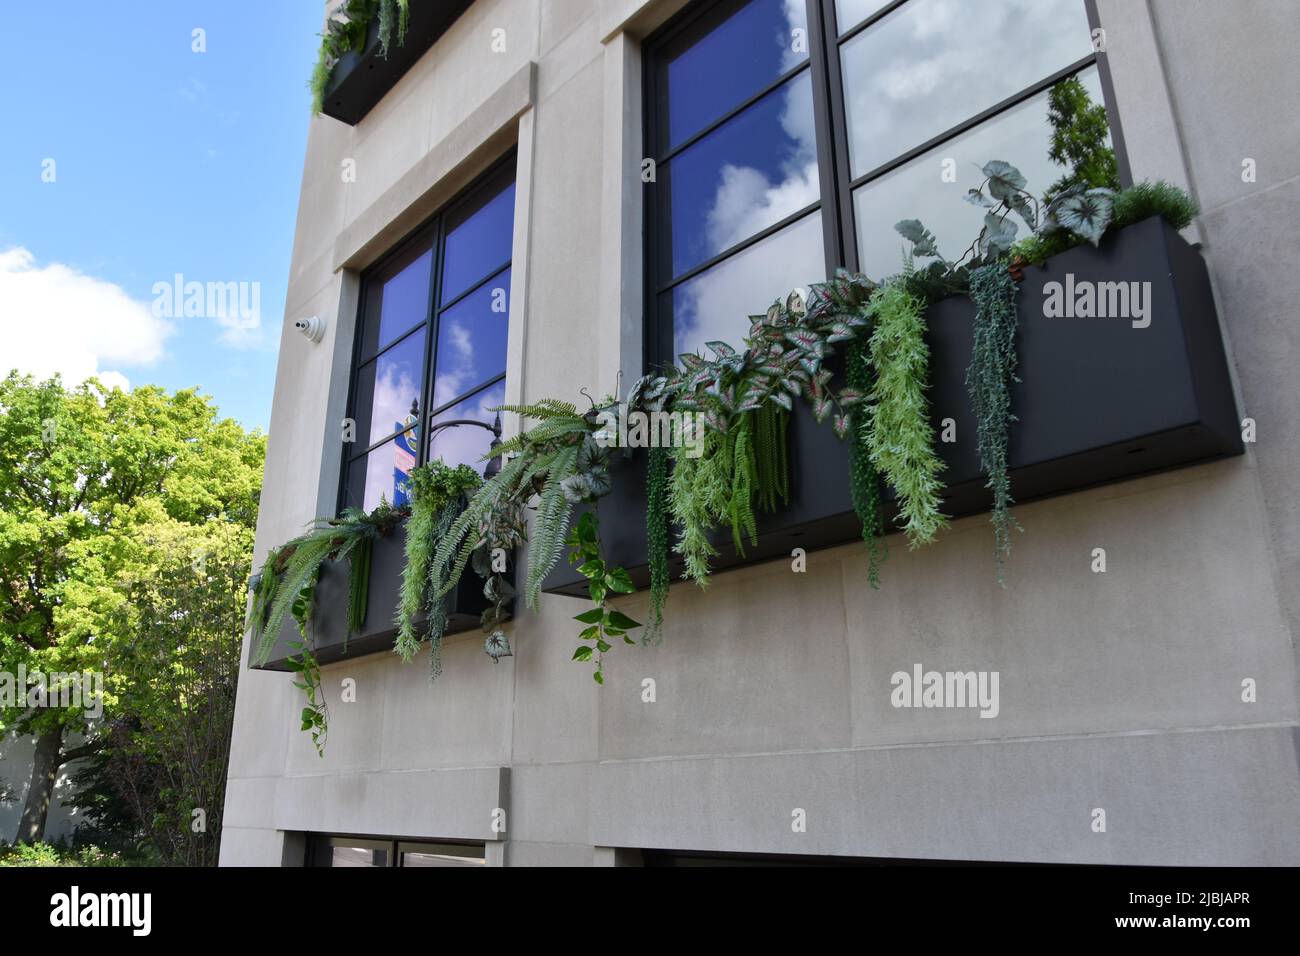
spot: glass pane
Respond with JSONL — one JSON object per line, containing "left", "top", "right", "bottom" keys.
{"left": 433, "top": 269, "right": 510, "bottom": 409}
{"left": 330, "top": 846, "right": 388, "bottom": 867}
{"left": 428, "top": 380, "right": 507, "bottom": 473}
{"left": 853, "top": 68, "right": 1106, "bottom": 280}
{"left": 346, "top": 433, "right": 418, "bottom": 513}
{"left": 668, "top": 211, "right": 825, "bottom": 360}
{"left": 363, "top": 248, "right": 431, "bottom": 356}
{"left": 401, "top": 851, "right": 486, "bottom": 867}
{"left": 835, "top": 0, "right": 892, "bottom": 34}
{"left": 663, "top": 72, "right": 818, "bottom": 279}
{"left": 840, "top": 0, "right": 1094, "bottom": 176}
{"left": 663, "top": 0, "right": 809, "bottom": 149}
{"left": 352, "top": 329, "right": 426, "bottom": 452}
{"left": 441, "top": 182, "right": 516, "bottom": 305}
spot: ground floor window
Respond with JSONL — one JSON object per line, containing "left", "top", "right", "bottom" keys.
{"left": 305, "top": 834, "right": 486, "bottom": 867}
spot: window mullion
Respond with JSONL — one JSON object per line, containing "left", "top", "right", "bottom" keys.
{"left": 809, "top": 0, "right": 855, "bottom": 273}
{"left": 418, "top": 220, "right": 445, "bottom": 469}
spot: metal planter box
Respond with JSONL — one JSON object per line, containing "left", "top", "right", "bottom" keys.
{"left": 320, "top": 0, "right": 475, "bottom": 126}
{"left": 252, "top": 521, "right": 496, "bottom": 672}
{"left": 544, "top": 215, "right": 1242, "bottom": 597}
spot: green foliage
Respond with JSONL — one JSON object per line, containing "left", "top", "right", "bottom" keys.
{"left": 284, "top": 638, "right": 327, "bottom": 757}
{"left": 309, "top": 0, "right": 411, "bottom": 115}
{"left": 429, "top": 400, "right": 609, "bottom": 616}
{"left": 567, "top": 512, "right": 640, "bottom": 684}
{"left": 0, "top": 372, "right": 264, "bottom": 842}
{"left": 1111, "top": 180, "right": 1199, "bottom": 231}
{"left": 753, "top": 402, "right": 789, "bottom": 514}
{"left": 847, "top": 341, "right": 887, "bottom": 586}
{"left": 668, "top": 415, "right": 761, "bottom": 588}
{"left": 967, "top": 264, "right": 1023, "bottom": 584}
{"left": 395, "top": 462, "right": 483, "bottom": 668}
{"left": 1044, "top": 75, "right": 1120, "bottom": 201}
{"left": 865, "top": 279, "right": 948, "bottom": 547}
{"left": 645, "top": 445, "right": 671, "bottom": 641}
{"left": 0, "top": 842, "right": 141, "bottom": 867}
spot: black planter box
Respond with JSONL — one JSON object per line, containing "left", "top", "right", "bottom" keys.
{"left": 544, "top": 216, "right": 1242, "bottom": 597}
{"left": 251, "top": 521, "right": 499, "bottom": 672}
{"left": 321, "top": 1, "right": 475, "bottom": 126}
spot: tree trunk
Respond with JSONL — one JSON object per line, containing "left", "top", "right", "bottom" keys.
{"left": 16, "top": 726, "right": 64, "bottom": 844}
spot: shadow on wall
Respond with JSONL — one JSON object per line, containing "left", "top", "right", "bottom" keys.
{"left": 0, "top": 731, "right": 84, "bottom": 844}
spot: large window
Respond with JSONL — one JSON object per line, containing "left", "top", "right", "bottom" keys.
{"left": 341, "top": 157, "right": 516, "bottom": 513}
{"left": 306, "top": 834, "right": 486, "bottom": 867}
{"left": 644, "top": 0, "right": 1113, "bottom": 364}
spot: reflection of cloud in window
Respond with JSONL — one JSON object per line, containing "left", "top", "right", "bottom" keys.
{"left": 433, "top": 319, "right": 475, "bottom": 407}
{"left": 777, "top": 0, "right": 808, "bottom": 72}
{"left": 843, "top": 0, "right": 1091, "bottom": 174}
{"left": 704, "top": 81, "right": 818, "bottom": 254}
{"left": 430, "top": 382, "right": 505, "bottom": 472}
{"left": 675, "top": 212, "right": 824, "bottom": 359}
{"left": 853, "top": 68, "right": 1105, "bottom": 279}
{"left": 371, "top": 364, "right": 419, "bottom": 438}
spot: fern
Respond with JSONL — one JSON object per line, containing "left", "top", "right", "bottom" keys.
{"left": 967, "top": 264, "right": 1022, "bottom": 584}
{"left": 254, "top": 532, "right": 336, "bottom": 666}
{"left": 524, "top": 444, "right": 580, "bottom": 607}
{"left": 865, "top": 278, "right": 948, "bottom": 547}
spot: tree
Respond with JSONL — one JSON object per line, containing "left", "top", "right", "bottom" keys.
{"left": 0, "top": 372, "right": 264, "bottom": 844}
{"left": 1044, "top": 76, "right": 1120, "bottom": 202}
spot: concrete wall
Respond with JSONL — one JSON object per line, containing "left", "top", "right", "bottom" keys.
{"left": 0, "top": 732, "right": 86, "bottom": 845}
{"left": 220, "top": 0, "right": 1300, "bottom": 866}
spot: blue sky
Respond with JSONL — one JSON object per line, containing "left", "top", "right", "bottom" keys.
{"left": 0, "top": 1, "right": 324, "bottom": 431}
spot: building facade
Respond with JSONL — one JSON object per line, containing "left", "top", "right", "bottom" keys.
{"left": 219, "top": 0, "right": 1300, "bottom": 866}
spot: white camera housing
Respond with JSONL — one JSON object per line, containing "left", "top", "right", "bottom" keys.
{"left": 294, "top": 314, "right": 325, "bottom": 343}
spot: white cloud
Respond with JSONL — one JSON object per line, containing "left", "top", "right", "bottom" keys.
{"left": 0, "top": 247, "right": 172, "bottom": 390}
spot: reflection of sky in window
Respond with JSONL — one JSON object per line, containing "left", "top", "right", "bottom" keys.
{"left": 428, "top": 380, "right": 507, "bottom": 473}
{"left": 361, "top": 330, "right": 425, "bottom": 447}
{"left": 834, "top": 0, "right": 891, "bottom": 33}
{"left": 664, "top": 0, "right": 808, "bottom": 149}
{"left": 853, "top": 67, "right": 1104, "bottom": 280}
{"left": 667, "top": 73, "right": 818, "bottom": 277}
{"left": 841, "top": 0, "right": 1093, "bottom": 176}
{"left": 441, "top": 183, "right": 516, "bottom": 305}
{"left": 374, "top": 249, "right": 431, "bottom": 352}
{"left": 671, "top": 211, "right": 824, "bottom": 359}
{"left": 433, "top": 269, "right": 509, "bottom": 409}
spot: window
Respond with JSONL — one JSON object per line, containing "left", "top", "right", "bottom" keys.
{"left": 644, "top": 0, "right": 1114, "bottom": 364}
{"left": 341, "top": 156, "right": 516, "bottom": 513}
{"left": 306, "top": 834, "right": 487, "bottom": 867}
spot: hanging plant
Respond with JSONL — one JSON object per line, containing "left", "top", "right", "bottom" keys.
{"left": 864, "top": 277, "right": 948, "bottom": 547}
{"left": 847, "top": 340, "right": 887, "bottom": 586}
{"left": 567, "top": 512, "right": 642, "bottom": 683}
{"left": 645, "top": 444, "right": 671, "bottom": 641}
{"left": 471, "top": 494, "right": 527, "bottom": 663}
{"left": 967, "top": 264, "right": 1023, "bottom": 584}
{"left": 428, "top": 399, "right": 613, "bottom": 613}
{"left": 309, "top": 0, "right": 412, "bottom": 115}
{"left": 395, "top": 461, "right": 483, "bottom": 675}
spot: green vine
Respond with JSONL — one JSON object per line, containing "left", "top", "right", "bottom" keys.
{"left": 753, "top": 401, "right": 789, "bottom": 514}
{"left": 847, "top": 340, "right": 887, "bottom": 586}
{"left": 865, "top": 278, "right": 948, "bottom": 547}
{"left": 645, "top": 444, "right": 671, "bottom": 641}
{"left": 567, "top": 512, "right": 641, "bottom": 684}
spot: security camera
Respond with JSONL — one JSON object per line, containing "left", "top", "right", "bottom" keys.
{"left": 294, "top": 315, "right": 325, "bottom": 343}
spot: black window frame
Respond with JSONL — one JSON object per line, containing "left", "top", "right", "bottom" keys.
{"left": 305, "top": 833, "right": 487, "bottom": 867}
{"left": 339, "top": 150, "right": 518, "bottom": 515}
{"left": 642, "top": 0, "right": 1128, "bottom": 370}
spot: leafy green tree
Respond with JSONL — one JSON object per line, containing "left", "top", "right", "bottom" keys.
{"left": 1044, "top": 76, "right": 1120, "bottom": 201}
{"left": 0, "top": 372, "right": 264, "bottom": 844}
